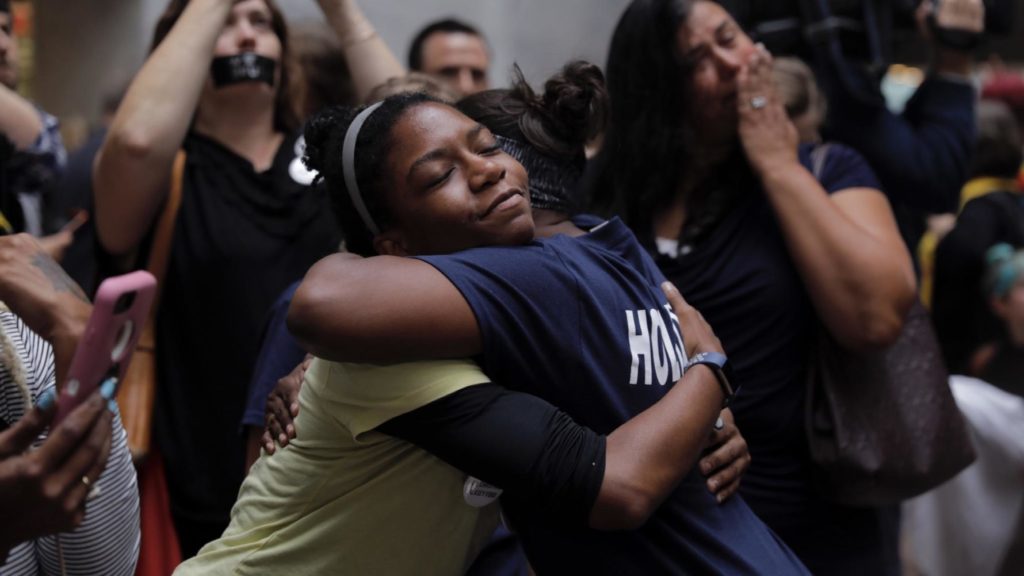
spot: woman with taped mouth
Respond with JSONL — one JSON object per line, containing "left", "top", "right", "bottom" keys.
{"left": 93, "top": 0, "right": 345, "bottom": 557}
{"left": 210, "top": 76, "right": 806, "bottom": 573}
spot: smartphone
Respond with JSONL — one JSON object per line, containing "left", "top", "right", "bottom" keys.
{"left": 53, "top": 271, "right": 157, "bottom": 424}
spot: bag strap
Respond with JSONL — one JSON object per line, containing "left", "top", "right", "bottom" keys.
{"left": 137, "top": 151, "right": 185, "bottom": 353}
{"left": 810, "top": 142, "right": 833, "bottom": 181}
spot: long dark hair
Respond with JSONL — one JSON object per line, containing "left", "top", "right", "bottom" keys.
{"left": 303, "top": 93, "right": 442, "bottom": 256}
{"left": 586, "top": 0, "right": 694, "bottom": 244}
{"left": 151, "top": 0, "right": 299, "bottom": 135}
{"left": 457, "top": 60, "right": 608, "bottom": 212}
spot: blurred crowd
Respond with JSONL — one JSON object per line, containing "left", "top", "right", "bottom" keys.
{"left": 1, "top": 0, "right": 1023, "bottom": 574}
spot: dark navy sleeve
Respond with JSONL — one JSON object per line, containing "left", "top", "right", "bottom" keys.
{"left": 801, "top": 143, "right": 882, "bottom": 196}
{"left": 822, "top": 67, "right": 974, "bottom": 213}
{"left": 240, "top": 282, "right": 307, "bottom": 431}
{"left": 416, "top": 245, "right": 581, "bottom": 398}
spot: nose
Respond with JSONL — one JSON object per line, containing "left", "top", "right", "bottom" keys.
{"left": 235, "top": 20, "right": 258, "bottom": 52}
{"left": 468, "top": 156, "right": 506, "bottom": 193}
{"left": 456, "top": 69, "right": 476, "bottom": 96}
{"left": 713, "top": 47, "right": 743, "bottom": 77}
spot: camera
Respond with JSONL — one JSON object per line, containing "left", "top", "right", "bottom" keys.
{"left": 723, "top": 0, "right": 1017, "bottom": 73}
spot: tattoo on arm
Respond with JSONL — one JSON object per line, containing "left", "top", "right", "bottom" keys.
{"left": 31, "top": 253, "right": 89, "bottom": 302}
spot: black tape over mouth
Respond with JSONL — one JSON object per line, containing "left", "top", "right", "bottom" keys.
{"left": 211, "top": 53, "right": 276, "bottom": 88}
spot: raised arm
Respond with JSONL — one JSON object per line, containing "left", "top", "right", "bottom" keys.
{"left": 93, "top": 0, "right": 232, "bottom": 256}
{"left": 0, "top": 84, "right": 44, "bottom": 151}
{"left": 288, "top": 253, "right": 481, "bottom": 363}
{"left": 317, "top": 0, "right": 405, "bottom": 103}
{"left": 821, "top": 0, "right": 983, "bottom": 213}
{"left": 740, "top": 47, "right": 916, "bottom": 350}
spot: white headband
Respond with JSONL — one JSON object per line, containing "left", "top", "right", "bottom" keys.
{"left": 341, "top": 101, "right": 384, "bottom": 235}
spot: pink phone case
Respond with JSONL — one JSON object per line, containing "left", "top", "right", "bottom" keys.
{"left": 53, "top": 271, "right": 157, "bottom": 424}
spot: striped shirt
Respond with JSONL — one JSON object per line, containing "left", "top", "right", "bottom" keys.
{"left": 0, "top": 312, "right": 140, "bottom": 575}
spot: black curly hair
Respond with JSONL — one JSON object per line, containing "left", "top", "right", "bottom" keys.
{"left": 456, "top": 60, "right": 608, "bottom": 213}
{"left": 303, "top": 92, "right": 442, "bottom": 256}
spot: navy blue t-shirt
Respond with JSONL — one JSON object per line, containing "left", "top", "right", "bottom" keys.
{"left": 420, "top": 216, "right": 808, "bottom": 575}
{"left": 240, "top": 281, "right": 307, "bottom": 431}
{"left": 656, "top": 144, "right": 896, "bottom": 575}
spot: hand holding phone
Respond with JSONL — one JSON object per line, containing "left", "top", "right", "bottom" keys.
{"left": 53, "top": 271, "right": 157, "bottom": 425}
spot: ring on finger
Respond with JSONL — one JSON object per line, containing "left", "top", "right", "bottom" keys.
{"left": 81, "top": 475, "right": 101, "bottom": 501}
{"left": 749, "top": 96, "right": 767, "bottom": 110}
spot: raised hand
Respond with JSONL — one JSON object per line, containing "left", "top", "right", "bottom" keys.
{"left": 736, "top": 43, "right": 799, "bottom": 179}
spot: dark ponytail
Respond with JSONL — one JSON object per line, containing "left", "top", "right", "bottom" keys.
{"left": 304, "top": 92, "right": 441, "bottom": 256}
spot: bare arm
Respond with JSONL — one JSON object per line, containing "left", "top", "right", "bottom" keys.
{"left": 317, "top": 0, "right": 405, "bottom": 103}
{"left": 0, "top": 83, "right": 44, "bottom": 150}
{"left": 288, "top": 253, "right": 480, "bottom": 363}
{"left": 93, "top": 0, "right": 231, "bottom": 256}
{"left": 0, "top": 234, "right": 90, "bottom": 386}
{"left": 740, "top": 47, "right": 915, "bottom": 350}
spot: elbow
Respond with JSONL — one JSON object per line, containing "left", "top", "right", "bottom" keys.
{"left": 842, "top": 279, "right": 917, "bottom": 350}
{"left": 854, "top": 309, "right": 905, "bottom": 349}
{"left": 287, "top": 275, "right": 351, "bottom": 359}
{"left": 92, "top": 133, "right": 158, "bottom": 256}
{"left": 105, "top": 125, "right": 158, "bottom": 162}
{"left": 613, "top": 495, "right": 658, "bottom": 531}
{"left": 286, "top": 283, "right": 326, "bottom": 353}
{"left": 589, "top": 486, "right": 659, "bottom": 531}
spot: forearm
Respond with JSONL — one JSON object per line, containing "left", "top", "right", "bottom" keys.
{"left": 0, "top": 85, "right": 44, "bottom": 150}
{"left": 318, "top": 0, "right": 404, "bottom": 103}
{"left": 592, "top": 364, "right": 724, "bottom": 530}
{"left": 94, "top": 0, "right": 229, "bottom": 255}
{"left": 288, "top": 254, "right": 480, "bottom": 363}
{"left": 379, "top": 384, "right": 606, "bottom": 526}
{"left": 760, "top": 165, "right": 915, "bottom": 348}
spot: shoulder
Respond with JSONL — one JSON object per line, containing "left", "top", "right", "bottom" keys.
{"left": 800, "top": 142, "right": 881, "bottom": 194}
{"left": 318, "top": 358, "right": 491, "bottom": 439}
{"left": 418, "top": 242, "right": 567, "bottom": 285}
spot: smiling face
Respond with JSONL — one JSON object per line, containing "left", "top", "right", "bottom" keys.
{"left": 376, "top": 102, "right": 534, "bottom": 256}
{"left": 676, "top": 1, "right": 756, "bottom": 143}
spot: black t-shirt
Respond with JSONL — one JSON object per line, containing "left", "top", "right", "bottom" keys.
{"left": 656, "top": 144, "right": 898, "bottom": 576}
{"left": 154, "top": 132, "right": 340, "bottom": 528}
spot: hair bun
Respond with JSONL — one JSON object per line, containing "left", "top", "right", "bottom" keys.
{"left": 541, "top": 60, "right": 608, "bottom": 147}
{"left": 302, "top": 105, "right": 349, "bottom": 174}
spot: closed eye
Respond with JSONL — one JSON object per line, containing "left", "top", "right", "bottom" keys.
{"left": 426, "top": 167, "right": 455, "bottom": 189}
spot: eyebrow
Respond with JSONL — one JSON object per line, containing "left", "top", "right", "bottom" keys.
{"left": 406, "top": 123, "right": 488, "bottom": 183}
{"left": 684, "top": 20, "right": 732, "bottom": 60}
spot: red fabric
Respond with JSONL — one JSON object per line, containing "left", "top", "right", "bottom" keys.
{"left": 134, "top": 449, "right": 182, "bottom": 576}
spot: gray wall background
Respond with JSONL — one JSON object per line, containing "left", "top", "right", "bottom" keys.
{"left": 32, "top": 0, "right": 631, "bottom": 136}
{"left": 29, "top": 0, "right": 1024, "bottom": 141}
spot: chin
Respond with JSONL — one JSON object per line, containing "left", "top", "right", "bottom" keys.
{"left": 508, "top": 216, "right": 536, "bottom": 245}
